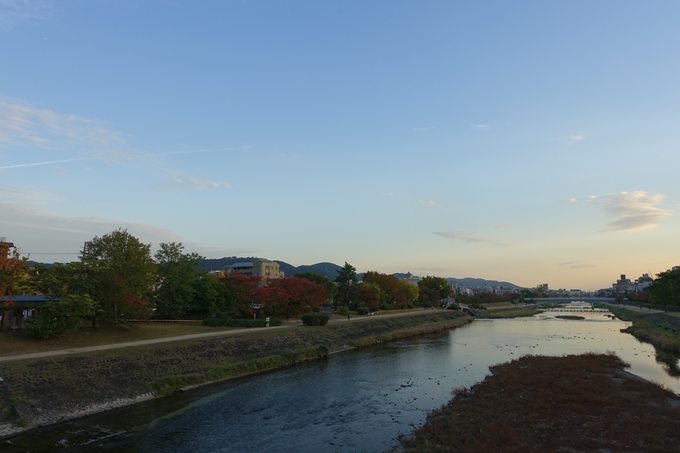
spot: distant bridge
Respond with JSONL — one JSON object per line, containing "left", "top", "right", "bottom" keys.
{"left": 527, "top": 297, "right": 616, "bottom": 303}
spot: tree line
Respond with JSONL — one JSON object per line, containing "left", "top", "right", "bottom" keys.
{"left": 1, "top": 230, "right": 465, "bottom": 338}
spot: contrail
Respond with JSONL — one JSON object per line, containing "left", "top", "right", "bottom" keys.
{"left": 0, "top": 147, "right": 250, "bottom": 171}
{"left": 0, "top": 157, "right": 90, "bottom": 170}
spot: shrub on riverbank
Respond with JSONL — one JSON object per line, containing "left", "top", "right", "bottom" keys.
{"left": 398, "top": 353, "right": 680, "bottom": 453}
{"left": 356, "top": 307, "right": 369, "bottom": 315}
{"left": 301, "top": 312, "right": 330, "bottom": 326}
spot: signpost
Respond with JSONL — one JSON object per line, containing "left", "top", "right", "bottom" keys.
{"left": 266, "top": 317, "right": 270, "bottom": 329}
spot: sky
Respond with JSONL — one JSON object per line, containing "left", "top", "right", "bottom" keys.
{"left": 1, "top": 1, "right": 679, "bottom": 291}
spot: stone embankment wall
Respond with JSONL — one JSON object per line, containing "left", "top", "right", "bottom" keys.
{"left": 0, "top": 311, "right": 471, "bottom": 438}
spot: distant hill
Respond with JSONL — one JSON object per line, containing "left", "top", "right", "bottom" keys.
{"left": 27, "top": 261, "right": 55, "bottom": 268}
{"left": 446, "top": 277, "right": 520, "bottom": 290}
{"left": 392, "top": 273, "right": 520, "bottom": 290}
{"left": 199, "top": 259, "right": 519, "bottom": 288}
{"left": 200, "top": 257, "right": 342, "bottom": 280}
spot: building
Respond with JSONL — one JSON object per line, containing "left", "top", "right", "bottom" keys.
{"left": 398, "top": 272, "right": 421, "bottom": 286}
{"left": 613, "top": 274, "right": 632, "bottom": 294}
{"left": 0, "top": 237, "right": 15, "bottom": 257}
{"left": 634, "top": 274, "right": 654, "bottom": 293}
{"left": 223, "top": 258, "right": 284, "bottom": 280}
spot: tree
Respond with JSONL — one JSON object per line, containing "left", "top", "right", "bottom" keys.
{"left": 418, "top": 276, "right": 450, "bottom": 300}
{"left": 256, "top": 276, "right": 326, "bottom": 318}
{"left": 81, "top": 229, "right": 156, "bottom": 324}
{"left": 399, "top": 279, "right": 419, "bottom": 304}
{"left": 649, "top": 268, "right": 680, "bottom": 307}
{"left": 0, "top": 243, "right": 29, "bottom": 300}
{"left": 363, "top": 271, "right": 402, "bottom": 306}
{"left": 25, "top": 295, "right": 97, "bottom": 339}
{"left": 294, "top": 271, "right": 338, "bottom": 303}
{"left": 221, "top": 272, "right": 262, "bottom": 317}
{"left": 418, "top": 288, "right": 442, "bottom": 307}
{"left": 356, "top": 282, "right": 381, "bottom": 311}
{"left": 190, "top": 273, "right": 227, "bottom": 318}
{"left": 154, "top": 242, "right": 204, "bottom": 319}
{"left": 334, "top": 262, "right": 357, "bottom": 307}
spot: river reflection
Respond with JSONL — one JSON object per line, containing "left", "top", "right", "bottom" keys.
{"left": 6, "top": 311, "right": 680, "bottom": 453}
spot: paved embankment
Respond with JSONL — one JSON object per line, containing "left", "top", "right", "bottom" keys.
{"left": 0, "top": 310, "right": 471, "bottom": 438}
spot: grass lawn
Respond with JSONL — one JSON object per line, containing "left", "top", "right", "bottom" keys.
{"left": 0, "top": 323, "right": 240, "bottom": 357}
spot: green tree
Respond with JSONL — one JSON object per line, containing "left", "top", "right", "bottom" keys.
{"left": 418, "top": 276, "right": 450, "bottom": 300}
{"left": 334, "top": 262, "right": 358, "bottom": 307}
{"left": 25, "top": 295, "right": 97, "bottom": 339}
{"left": 649, "top": 268, "right": 680, "bottom": 307}
{"left": 154, "top": 242, "right": 204, "bottom": 319}
{"left": 190, "top": 273, "right": 227, "bottom": 318}
{"left": 398, "top": 279, "right": 419, "bottom": 303}
{"left": 294, "top": 271, "right": 338, "bottom": 303}
{"left": 81, "top": 229, "right": 156, "bottom": 324}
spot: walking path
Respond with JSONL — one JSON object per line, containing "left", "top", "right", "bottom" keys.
{"left": 0, "top": 309, "right": 448, "bottom": 363}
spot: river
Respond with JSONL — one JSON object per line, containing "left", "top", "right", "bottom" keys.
{"left": 5, "top": 307, "right": 680, "bottom": 453}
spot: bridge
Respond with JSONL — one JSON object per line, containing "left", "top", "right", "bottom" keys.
{"left": 527, "top": 297, "right": 616, "bottom": 303}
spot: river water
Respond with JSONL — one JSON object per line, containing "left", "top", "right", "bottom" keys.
{"left": 6, "top": 307, "right": 680, "bottom": 453}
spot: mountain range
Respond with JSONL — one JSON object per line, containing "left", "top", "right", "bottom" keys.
{"left": 202, "top": 258, "right": 521, "bottom": 289}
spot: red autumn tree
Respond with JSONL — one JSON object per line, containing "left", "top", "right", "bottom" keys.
{"left": 256, "top": 276, "right": 326, "bottom": 319}
{"left": 356, "top": 284, "right": 380, "bottom": 311}
{"left": 0, "top": 242, "right": 29, "bottom": 302}
{"left": 221, "top": 272, "right": 262, "bottom": 317}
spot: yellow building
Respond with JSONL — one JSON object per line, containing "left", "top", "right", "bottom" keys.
{"left": 223, "top": 258, "right": 284, "bottom": 280}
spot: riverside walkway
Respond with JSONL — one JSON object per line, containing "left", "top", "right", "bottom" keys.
{"left": 0, "top": 309, "right": 449, "bottom": 363}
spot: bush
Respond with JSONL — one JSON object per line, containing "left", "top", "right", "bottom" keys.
{"left": 357, "top": 307, "right": 369, "bottom": 315}
{"left": 335, "top": 306, "right": 349, "bottom": 316}
{"left": 26, "top": 295, "right": 96, "bottom": 339}
{"left": 301, "top": 312, "right": 330, "bottom": 326}
{"left": 446, "top": 303, "right": 461, "bottom": 311}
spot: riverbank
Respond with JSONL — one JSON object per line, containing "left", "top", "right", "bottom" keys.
{"left": 0, "top": 311, "right": 471, "bottom": 438}
{"left": 398, "top": 353, "right": 680, "bottom": 452}
{"left": 476, "top": 306, "right": 541, "bottom": 319}
{"left": 608, "top": 306, "right": 680, "bottom": 353}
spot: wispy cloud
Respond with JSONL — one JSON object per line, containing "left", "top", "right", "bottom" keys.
{"left": 0, "top": 98, "right": 125, "bottom": 149}
{"left": 418, "top": 200, "right": 449, "bottom": 210}
{"left": 435, "top": 231, "right": 514, "bottom": 247}
{"left": 0, "top": 184, "right": 59, "bottom": 203}
{"left": 568, "top": 134, "right": 585, "bottom": 144}
{"left": 0, "top": 201, "right": 179, "bottom": 259}
{"left": 472, "top": 124, "right": 489, "bottom": 129}
{"left": 0, "top": 157, "right": 91, "bottom": 171}
{"left": 412, "top": 126, "right": 436, "bottom": 132}
{"left": 559, "top": 261, "right": 597, "bottom": 270}
{"left": 379, "top": 192, "right": 394, "bottom": 197}
{"left": 160, "top": 174, "right": 231, "bottom": 192}
{"left": 0, "top": 0, "right": 51, "bottom": 30}
{"left": 575, "top": 191, "right": 674, "bottom": 231}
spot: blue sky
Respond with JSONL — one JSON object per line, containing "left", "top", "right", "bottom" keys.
{"left": 1, "top": 1, "right": 679, "bottom": 290}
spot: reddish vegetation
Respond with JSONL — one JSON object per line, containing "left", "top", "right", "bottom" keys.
{"left": 400, "top": 354, "right": 680, "bottom": 453}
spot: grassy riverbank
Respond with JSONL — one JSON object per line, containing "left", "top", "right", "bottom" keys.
{"left": 398, "top": 353, "right": 680, "bottom": 453}
{"left": 476, "top": 307, "right": 541, "bottom": 319}
{"left": 608, "top": 306, "right": 680, "bottom": 353}
{"left": 0, "top": 311, "right": 471, "bottom": 432}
